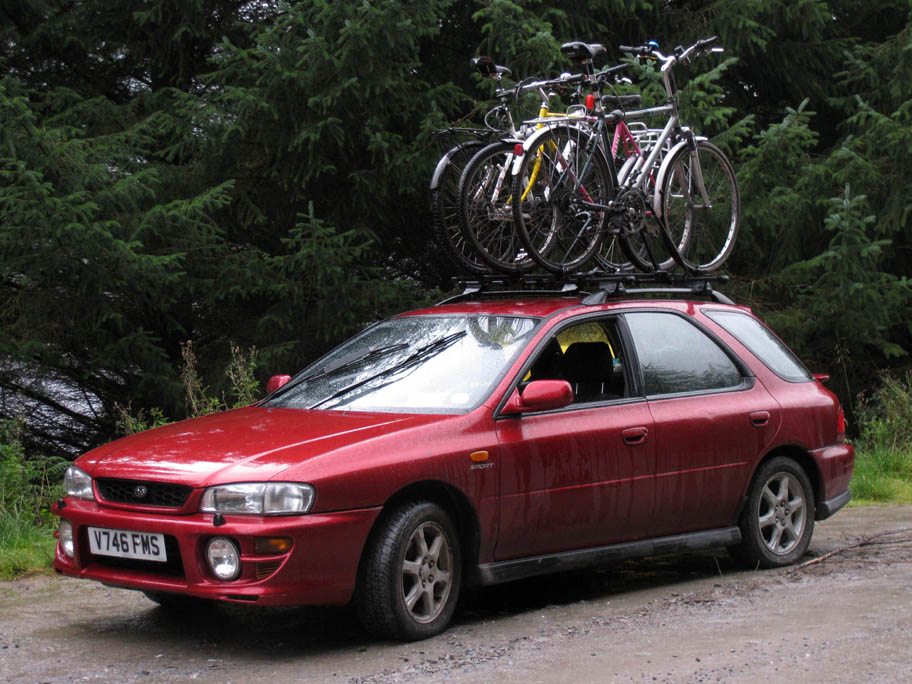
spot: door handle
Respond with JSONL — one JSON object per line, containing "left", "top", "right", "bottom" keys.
{"left": 622, "top": 427, "right": 649, "bottom": 446}
{"left": 750, "top": 411, "right": 771, "bottom": 427}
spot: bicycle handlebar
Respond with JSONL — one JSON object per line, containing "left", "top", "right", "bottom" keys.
{"left": 620, "top": 36, "right": 721, "bottom": 66}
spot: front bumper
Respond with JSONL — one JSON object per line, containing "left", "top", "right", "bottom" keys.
{"left": 53, "top": 498, "right": 381, "bottom": 606}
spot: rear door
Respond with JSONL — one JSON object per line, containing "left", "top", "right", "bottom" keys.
{"left": 623, "top": 311, "right": 780, "bottom": 536}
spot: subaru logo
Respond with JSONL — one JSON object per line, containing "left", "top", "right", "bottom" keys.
{"left": 133, "top": 485, "right": 149, "bottom": 499}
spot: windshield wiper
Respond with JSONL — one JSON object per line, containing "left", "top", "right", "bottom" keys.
{"left": 309, "top": 331, "right": 467, "bottom": 410}
{"left": 268, "top": 343, "right": 409, "bottom": 401}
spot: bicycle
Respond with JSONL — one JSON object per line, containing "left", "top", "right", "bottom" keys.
{"left": 510, "top": 37, "right": 740, "bottom": 275}
{"left": 429, "top": 57, "right": 516, "bottom": 274}
{"left": 457, "top": 43, "right": 629, "bottom": 274}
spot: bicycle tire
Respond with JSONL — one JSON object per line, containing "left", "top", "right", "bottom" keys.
{"left": 655, "top": 139, "right": 740, "bottom": 273}
{"left": 457, "top": 140, "right": 536, "bottom": 274}
{"left": 431, "top": 140, "right": 491, "bottom": 274}
{"left": 511, "top": 125, "right": 613, "bottom": 275}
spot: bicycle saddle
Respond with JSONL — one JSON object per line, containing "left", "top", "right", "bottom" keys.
{"left": 472, "top": 56, "right": 512, "bottom": 78}
{"left": 560, "top": 42, "right": 606, "bottom": 63}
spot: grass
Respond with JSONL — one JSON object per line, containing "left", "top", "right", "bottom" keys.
{"left": 849, "top": 443, "right": 912, "bottom": 505}
{"left": 0, "top": 507, "right": 57, "bottom": 580}
{"left": 848, "top": 370, "right": 912, "bottom": 506}
{"left": 0, "top": 420, "right": 65, "bottom": 580}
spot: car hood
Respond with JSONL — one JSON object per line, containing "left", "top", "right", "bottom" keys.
{"left": 78, "top": 406, "right": 451, "bottom": 487}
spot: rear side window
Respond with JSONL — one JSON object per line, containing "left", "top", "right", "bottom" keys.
{"left": 705, "top": 310, "right": 811, "bottom": 383}
{"left": 625, "top": 312, "right": 743, "bottom": 396}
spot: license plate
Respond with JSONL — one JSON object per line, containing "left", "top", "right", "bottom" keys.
{"left": 88, "top": 527, "right": 167, "bottom": 562}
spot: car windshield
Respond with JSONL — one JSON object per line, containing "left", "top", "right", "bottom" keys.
{"left": 263, "top": 314, "right": 539, "bottom": 414}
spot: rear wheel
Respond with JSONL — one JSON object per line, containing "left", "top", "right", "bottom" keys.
{"left": 731, "top": 457, "right": 815, "bottom": 568}
{"left": 458, "top": 141, "right": 535, "bottom": 274}
{"left": 511, "top": 125, "right": 612, "bottom": 275}
{"left": 431, "top": 141, "right": 490, "bottom": 273}
{"left": 357, "top": 501, "right": 462, "bottom": 641}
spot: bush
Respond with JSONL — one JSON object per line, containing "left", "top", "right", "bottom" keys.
{"left": 0, "top": 420, "right": 67, "bottom": 578}
{"left": 851, "top": 371, "right": 912, "bottom": 504}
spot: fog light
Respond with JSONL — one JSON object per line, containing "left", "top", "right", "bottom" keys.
{"left": 206, "top": 537, "right": 241, "bottom": 580}
{"left": 58, "top": 520, "right": 74, "bottom": 559}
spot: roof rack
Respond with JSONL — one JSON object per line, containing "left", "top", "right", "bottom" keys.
{"left": 438, "top": 272, "right": 734, "bottom": 306}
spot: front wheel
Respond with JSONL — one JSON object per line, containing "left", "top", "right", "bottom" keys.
{"left": 731, "top": 457, "right": 815, "bottom": 568}
{"left": 357, "top": 501, "right": 462, "bottom": 641}
{"left": 655, "top": 140, "right": 740, "bottom": 272}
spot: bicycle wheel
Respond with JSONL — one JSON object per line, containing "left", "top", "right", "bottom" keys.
{"left": 431, "top": 140, "right": 490, "bottom": 274}
{"left": 458, "top": 141, "right": 535, "bottom": 274}
{"left": 656, "top": 140, "right": 739, "bottom": 272}
{"left": 511, "top": 125, "right": 613, "bottom": 275}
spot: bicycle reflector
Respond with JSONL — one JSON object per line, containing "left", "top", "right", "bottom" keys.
{"left": 514, "top": 143, "right": 524, "bottom": 156}
{"left": 585, "top": 93, "right": 595, "bottom": 110}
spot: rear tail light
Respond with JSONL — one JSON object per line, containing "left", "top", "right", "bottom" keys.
{"left": 837, "top": 406, "right": 846, "bottom": 442}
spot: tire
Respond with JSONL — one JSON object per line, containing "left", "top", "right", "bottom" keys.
{"left": 511, "top": 125, "right": 613, "bottom": 275}
{"left": 431, "top": 141, "right": 490, "bottom": 274}
{"left": 656, "top": 140, "right": 739, "bottom": 272}
{"left": 357, "top": 501, "right": 462, "bottom": 641}
{"left": 457, "top": 141, "right": 535, "bottom": 274}
{"left": 732, "top": 457, "right": 815, "bottom": 568}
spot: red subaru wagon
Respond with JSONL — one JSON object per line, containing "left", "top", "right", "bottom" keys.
{"left": 53, "top": 288, "right": 854, "bottom": 640}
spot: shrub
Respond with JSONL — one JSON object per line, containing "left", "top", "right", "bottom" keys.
{"left": 851, "top": 371, "right": 912, "bottom": 504}
{"left": 0, "top": 420, "right": 67, "bottom": 578}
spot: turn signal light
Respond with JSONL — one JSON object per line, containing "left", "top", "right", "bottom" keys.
{"left": 254, "top": 536, "right": 293, "bottom": 554}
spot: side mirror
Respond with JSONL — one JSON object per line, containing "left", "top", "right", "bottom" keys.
{"left": 502, "top": 380, "right": 574, "bottom": 415}
{"left": 266, "top": 374, "right": 291, "bottom": 394}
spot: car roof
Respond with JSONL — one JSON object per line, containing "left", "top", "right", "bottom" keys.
{"left": 400, "top": 297, "right": 585, "bottom": 318}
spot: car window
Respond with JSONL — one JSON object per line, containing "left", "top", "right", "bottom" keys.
{"left": 624, "top": 312, "right": 743, "bottom": 396}
{"left": 525, "top": 318, "right": 628, "bottom": 403}
{"left": 704, "top": 310, "right": 812, "bottom": 383}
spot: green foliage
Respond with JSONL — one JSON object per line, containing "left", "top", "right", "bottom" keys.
{"left": 0, "top": 420, "right": 65, "bottom": 578}
{"left": 1, "top": 0, "right": 911, "bottom": 463}
{"left": 114, "top": 341, "right": 264, "bottom": 436}
{"left": 851, "top": 371, "right": 912, "bottom": 504}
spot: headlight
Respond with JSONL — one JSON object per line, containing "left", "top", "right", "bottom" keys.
{"left": 199, "top": 482, "right": 315, "bottom": 515}
{"left": 64, "top": 466, "right": 94, "bottom": 500}
{"left": 58, "top": 520, "right": 74, "bottom": 558}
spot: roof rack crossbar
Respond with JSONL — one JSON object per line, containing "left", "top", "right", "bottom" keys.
{"left": 437, "top": 272, "right": 733, "bottom": 306}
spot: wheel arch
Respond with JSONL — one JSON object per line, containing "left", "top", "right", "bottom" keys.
{"left": 357, "top": 480, "right": 482, "bottom": 587}
{"left": 740, "top": 445, "right": 823, "bottom": 518}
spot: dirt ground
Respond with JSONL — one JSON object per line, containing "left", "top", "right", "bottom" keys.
{"left": 1, "top": 505, "right": 910, "bottom": 684}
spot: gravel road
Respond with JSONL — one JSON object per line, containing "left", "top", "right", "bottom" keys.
{"left": 2, "top": 505, "right": 910, "bottom": 684}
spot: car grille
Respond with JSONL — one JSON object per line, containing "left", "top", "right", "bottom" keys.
{"left": 96, "top": 478, "right": 192, "bottom": 508}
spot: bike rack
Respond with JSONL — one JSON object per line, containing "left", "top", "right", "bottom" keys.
{"left": 439, "top": 272, "right": 733, "bottom": 306}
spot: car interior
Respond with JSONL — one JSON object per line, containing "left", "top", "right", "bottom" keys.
{"left": 527, "top": 319, "right": 627, "bottom": 403}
